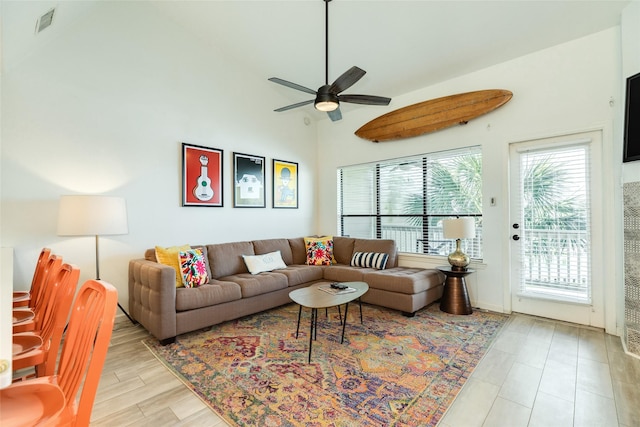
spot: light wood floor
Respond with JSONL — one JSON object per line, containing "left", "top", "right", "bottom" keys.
{"left": 90, "top": 310, "right": 640, "bottom": 426}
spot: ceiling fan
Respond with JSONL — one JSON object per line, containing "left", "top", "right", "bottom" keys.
{"left": 268, "top": 0, "right": 391, "bottom": 122}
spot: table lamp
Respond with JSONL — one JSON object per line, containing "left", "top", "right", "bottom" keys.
{"left": 57, "top": 195, "right": 135, "bottom": 323}
{"left": 442, "top": 217, "right": 476, "bottom": 271}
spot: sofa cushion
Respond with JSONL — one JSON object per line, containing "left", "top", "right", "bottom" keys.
{"left": 304, "top": 236, "right": 334, "bottom": 265}
{"left": 242, "top": 251, "right": 287, "bottom": 275}
{"left": 155, "top": 244, "right": 191, "bottom": 287}
{"left": 288, "top": 238, "right": 307, "bottom": 265}
{"left": 362, "top": 267, "right": 445, "bottom": 295}
{"left": 350, "top": 252, "right": 389, "bottom": 270}
{"left": 179, "top": 248, "right": 209, "bottom": 287}
{"left": 252, "top": 239, "right": 294, "bottom": 265}
{"left": 353, "top": 239, "right": 398, "bottom": 268}
{"left": 175, "top": 280, "right": 242, "bottom": 311}
{"left": 277, "top": 265, "right": 324, "bottom": 286}
{"left": 207, "top": 241, "right": 254, "bottom": 279}
{"left": 220, "top": 272, "right": 288, "bottom": 298}
{"left": 333, "top": 236, "right": 356, "bottom": 265}
{"left": 322, "top": 265, "right": 375, "bottom": 282}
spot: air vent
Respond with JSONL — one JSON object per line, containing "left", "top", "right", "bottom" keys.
{"left": 35, "top": 8, "right": 55, "bottom": 34}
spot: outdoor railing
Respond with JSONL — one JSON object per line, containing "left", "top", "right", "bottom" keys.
{"left": 376, "top": 226, "right": 589, "bottom": 299}
{"left": 520, "top": 228, "right": 590, "bottom": 298}
{"left": 379, "top": 225, "right": 483, "bottom": 258}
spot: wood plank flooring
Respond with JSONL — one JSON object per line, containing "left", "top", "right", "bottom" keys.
{"left": 90, "top": 310, "right": 640, "bottom": 426}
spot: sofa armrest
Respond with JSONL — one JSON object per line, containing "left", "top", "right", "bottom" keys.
{"left": 128, "top": 259, "right": 177, "bottom": 342}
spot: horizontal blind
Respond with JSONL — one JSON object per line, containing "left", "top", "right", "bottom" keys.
{"left": 517, "top": 141, "right": 592, "bottom": 303}
{"left": 338, "top": 146, "right": 482, "bottom": 256}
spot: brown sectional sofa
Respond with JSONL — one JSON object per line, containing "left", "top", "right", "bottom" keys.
{"left": 128, "top": 236, "right": 444, "bottom": 344}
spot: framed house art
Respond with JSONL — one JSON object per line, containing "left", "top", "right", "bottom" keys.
{"left": 182, "top": 143, "right": 223, "bottom": 207}
{"left": 272, "top": 159, "right": 298, "bottom": 208}
{"left": 233, "top": 152, "right": 265, "bottom": 208}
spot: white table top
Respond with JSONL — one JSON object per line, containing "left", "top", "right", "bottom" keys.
{"left": 289, "top": 281, "right": 368, "bottom": 309}
{"left": 1, "top": 248, "right": 14, "bottom": 389}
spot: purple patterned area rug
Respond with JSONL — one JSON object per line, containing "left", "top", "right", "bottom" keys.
{"left": 143, "top": 302, "right": 508, "bottom": 427}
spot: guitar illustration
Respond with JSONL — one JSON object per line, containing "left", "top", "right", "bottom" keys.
{"left": 193, "top": 155, "right": 214, "bottom": 201}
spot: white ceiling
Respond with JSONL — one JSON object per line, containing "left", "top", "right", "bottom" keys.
{"left": 2, "top": 0, "right": 631, "bottom": 114}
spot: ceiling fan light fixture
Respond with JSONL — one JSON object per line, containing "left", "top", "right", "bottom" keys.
{"left": 314, "top": 85, "right": 339, "bottom": 111}
{"left": 315, "top": 100, "right": 339, "bottom": 112}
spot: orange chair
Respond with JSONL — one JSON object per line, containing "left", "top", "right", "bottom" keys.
{"left": 1, "top": 280, "right": 118, "bottom": 426}
{"left": 12, "top": 248, "right": 51, "bottom": 308}
{"left": 13, "top": 264, "right": 80, "bottom": 378}
{"left": 13, "top": 255, "right": 63, "bottom": 333}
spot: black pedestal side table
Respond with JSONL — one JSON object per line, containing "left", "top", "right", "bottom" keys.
{"left": 437, "top": 266, "right": 474, "bottom": 315}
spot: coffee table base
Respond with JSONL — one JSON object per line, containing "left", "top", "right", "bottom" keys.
{"left": 295, "top": 301, "right": 364, "bottom": 363}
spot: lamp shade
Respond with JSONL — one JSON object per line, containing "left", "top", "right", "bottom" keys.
{"left": 57, "top": 195, "right": 128, "bottom": 236}
{"left": 442, "top": 217, "right": 476, "bottom": 239}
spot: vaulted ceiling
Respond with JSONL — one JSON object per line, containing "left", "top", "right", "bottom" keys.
{"left": 3, "top": 1, "right": 630, "bottom": 109}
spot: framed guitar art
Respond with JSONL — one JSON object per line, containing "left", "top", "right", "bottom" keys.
{"left": 182, "top": 143, "right": 223, "bottom": 207}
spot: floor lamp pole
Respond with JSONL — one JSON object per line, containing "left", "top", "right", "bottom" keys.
{"left": 95, "top": 235, "right": 137, "bottom": 325}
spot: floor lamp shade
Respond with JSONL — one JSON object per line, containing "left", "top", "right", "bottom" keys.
{"left": 57, "top": 195, "right": 128, "bottom": 237}
{"left": 56, "top": 195, "right": 136, "bottom": 324}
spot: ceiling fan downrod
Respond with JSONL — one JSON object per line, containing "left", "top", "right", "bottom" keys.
{"left": 324, "top": 0, "right": 331, "bottom": 86}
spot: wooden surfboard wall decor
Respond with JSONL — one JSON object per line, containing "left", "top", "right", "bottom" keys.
{"left": 355, "top": 89, "right": 513, "bottom": 142}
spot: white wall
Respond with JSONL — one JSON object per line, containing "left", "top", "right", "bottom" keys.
{"left": 316, "top": 28, "right": 622, "bottom": 331}
{"left": 1, "top": 2, "right": 318, "bottom": 307}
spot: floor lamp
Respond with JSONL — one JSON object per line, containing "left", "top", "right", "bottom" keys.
{"left": 57, "top": 195, "right": 137, "bottom": 324}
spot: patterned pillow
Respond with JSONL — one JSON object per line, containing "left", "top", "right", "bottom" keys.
{"left": 179, "top": 248, "right": 209, "bottom": 288}
{"left": 242, "top": 250, "right": 287, "bottom": 275}
{"left": 155, "top": 244, "right": 192, "bottom": 287}
{"left": 304, "top": 236, "right": 334, "bottom": 266}
{"left": 350, "top": 252, "right": 389, "bottom": 270}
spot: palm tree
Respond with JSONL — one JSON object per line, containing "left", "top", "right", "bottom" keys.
{"left": 402, "top": 154, "right": 483, "bottom": 227}
{"left": 521, "top": 156, "right": 588, "bottom": 258}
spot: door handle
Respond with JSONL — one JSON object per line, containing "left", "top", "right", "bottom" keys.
{"left": 512, "top": 235, "right": 520, "bottom": 241}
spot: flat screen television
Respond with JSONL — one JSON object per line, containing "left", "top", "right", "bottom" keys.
{"left": 623, "top": 71, "right": 640, "bottom": 162}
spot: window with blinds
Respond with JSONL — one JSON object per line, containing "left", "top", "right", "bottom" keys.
{"left": 338, "top": 146, "right": 483, "bottom": 257}
{"left": 516, "top": 142, "right": 592, "bottom": 303}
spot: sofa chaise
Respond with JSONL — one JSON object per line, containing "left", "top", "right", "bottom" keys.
{"left": 128, "top": 236, "right": 445, "bottom": 344}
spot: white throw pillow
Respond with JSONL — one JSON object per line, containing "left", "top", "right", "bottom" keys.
{"left": 242, "top": 250, "right": 287, "bottom": 275}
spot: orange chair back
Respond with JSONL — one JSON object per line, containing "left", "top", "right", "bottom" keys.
{"left": 30, "top": 254, "right": 63, "bottom": 311}
{"left": 29, "top": 248, "right": 52, "bottom": 297}
{"left": 12, "top": 263, "right": 80, "bottom": 377}
{"left": 13, "top": 248, "right": 51, "bottom": 308}
{"left": 56, "top": 279, "right": 117, "bottom": 426}
{"left": 36, "top": 263, "right": 80, "bottom": 377}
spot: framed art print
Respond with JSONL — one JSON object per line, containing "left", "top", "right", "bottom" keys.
{"left": 182, "top": 143, "right": 223, "bottom": 207}
{"left": 233, "top": 152, "right": 265, "bottom": 208}
{"left": 273, "top": 159, "right": 298, "bottom": 208}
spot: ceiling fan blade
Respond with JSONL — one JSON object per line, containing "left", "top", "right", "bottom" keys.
{"left": 339, "top": 94, "right": 391, "bottom": 106}
{"left": 327, "top": 108, "right": 342, "bottom": 122}
{"left": 274, "top": 99, "right": 315, "bottom": 112}
{"left": 329, "top": 66, "right": 366, "bottom": 94}
{"left": 268, "top": 77, "right": 317, "bottom": 95}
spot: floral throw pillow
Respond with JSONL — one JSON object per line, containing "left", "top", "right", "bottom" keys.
{"left": 179, "top": 248, "right": 209, "bottom": 288}
{"left": 304, "top": 236, "right": 334, "bottom": 266}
